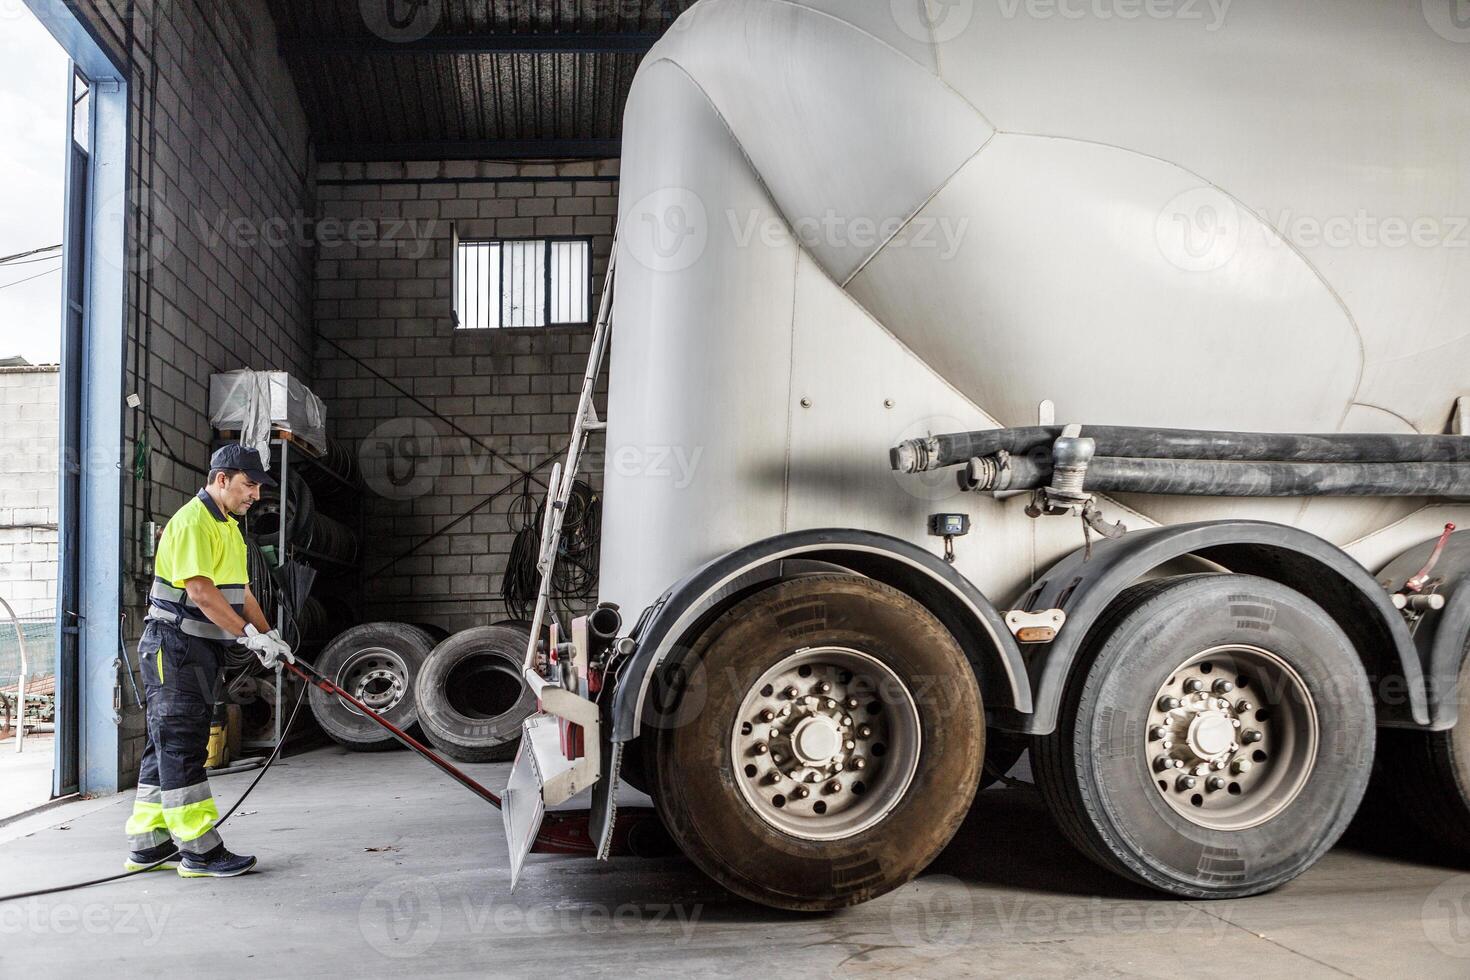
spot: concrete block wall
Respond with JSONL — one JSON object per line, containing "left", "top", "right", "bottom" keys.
{"left": 0, "top": 366, "right": 60, "bottom": 619}
{"left": 68, "top": 0, "right": 316, "bottom": 785}
{"left": 312, "top": 159, "right": 618, "bottom": 633}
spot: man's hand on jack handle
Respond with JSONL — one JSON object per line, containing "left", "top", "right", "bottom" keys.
{"left": 238, "top": 623, "right": 295, "bottom": 669}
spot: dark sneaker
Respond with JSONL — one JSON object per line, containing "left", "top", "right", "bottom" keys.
{"left": 123, "top": 842, "right": 180, "bottom": 873}
{"left": 177, "top": 846, "right": 257, "bottom": 878}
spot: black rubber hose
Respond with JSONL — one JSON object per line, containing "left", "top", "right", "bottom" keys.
{"left": 894, "top": 426, "right": 1470, "bottom": 473}
{"left": 970, "top": 455, "right": 1470, "bottom": 498}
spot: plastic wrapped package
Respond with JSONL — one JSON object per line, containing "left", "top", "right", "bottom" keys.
{"left": 209, "top": 370, "right": 327, "bottom": 462}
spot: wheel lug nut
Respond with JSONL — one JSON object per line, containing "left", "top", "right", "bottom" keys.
{"left": 1207, "top": 776, "right": 1226, "bottom": 791}
{"left": 793, "top": 786, "right": 810, "bottom": 799}
{"left": 754, "top": 743, "right": 768, "bottom": 755}
{"left": 1216, "top": 699, "right": 1231, "bottom": 710}
{"left": 767, "top": 771, "right": 782, "bottom": 783}
{"left": 1150, "top": 726, "right": 1169, "bottom": 741}
{"left": 845, "top": 740, "right": 856, "bottom": 750}
{"left": 1232, "top": 759, "right": 1253, "bottom": 774}
{"left": 1184, "top": 679, "right": 1204, "bottom": 693}
{"left": 816, "top": 682, "right": 831, "bottom": 694}
{"left": 1213, "top": 679, "right": 1234, "bottom": 694}
{"left": 857, "top": 725, "right": 873, "bottom": 739}
{"left": 1176, "top": 775, "right": 1197, "bottom": 791}
{"left": 759, "top": 709, "right": 775, "bottom": 722}
{"left": 1236, "top": 700, "right": 1254, "bottom": 713}
{"left": 1242, "top": 729, "right": 1263, "bottom": 744}
{"left": 826, "top": 780, "right": 842, "bottom": 793}
{"left": 1155, "top": 756, "right": 1175, "bottom": 772}
{"left": 851, "top": 757, "right": 867, "bottom": 770}
{"left": 845, "top": 697, "right": 859, "bottom": 709}
{"left": 1158, "top": 696, "right": 1181, "bottom": 711}
{"left": 785, "top": 686, "right": 800, "bottom": 699}
{"left": 1211, "top": 759, "right": 1227, "bottom": 770}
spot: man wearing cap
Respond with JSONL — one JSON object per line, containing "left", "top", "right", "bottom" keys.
{"left": 122, "top": 445, "right": 295, "bottom": 878}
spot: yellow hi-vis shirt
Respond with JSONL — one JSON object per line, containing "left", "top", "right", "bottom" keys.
{"left": 147, "top": 490, "right": 249, "bottom": 642}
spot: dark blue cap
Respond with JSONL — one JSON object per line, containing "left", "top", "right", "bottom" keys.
{"left": 209, "top": 444, "right": 278, "bottom": 487}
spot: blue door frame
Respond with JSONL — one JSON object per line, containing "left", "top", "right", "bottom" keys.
{"left": 26, "top": 0, "right": 128, "bottom": 797}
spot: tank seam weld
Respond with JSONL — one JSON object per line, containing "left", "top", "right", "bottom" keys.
{"left": 842, "top": 131, "right": 997, "bottom": 289}
{"left": 999, "top": 130, "right": 1370, "bottom": 427}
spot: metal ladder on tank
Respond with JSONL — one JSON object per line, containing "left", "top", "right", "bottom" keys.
{"left": 521, "top": 245, "right": 616, "bottom": 677}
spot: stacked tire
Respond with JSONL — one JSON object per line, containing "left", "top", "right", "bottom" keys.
{"left": 309, "top": 622, "right": 437, "bottom": 752}
{"left": 413, "top": 623, "right": 538, "bottom": 763}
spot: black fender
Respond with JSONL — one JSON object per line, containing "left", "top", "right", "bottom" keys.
{"left": 1013, "top": 520, "right": 1431, "bottom": 736}
{"left": 607, "top": 528, "right": 1031, "bottom": 742}
{"left": 1375, "top": 528, "right": 1470, "bottom": 729}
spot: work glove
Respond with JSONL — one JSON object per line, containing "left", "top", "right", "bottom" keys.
{"left": 237, "top": 624, "right": 294, "bottom": 669}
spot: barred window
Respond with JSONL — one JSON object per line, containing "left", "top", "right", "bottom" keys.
{"left": 453, "top": 236, "right": 591, "bottom": 329}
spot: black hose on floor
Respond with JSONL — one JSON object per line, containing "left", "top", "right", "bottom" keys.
{"left": 0, "top": 680, "right": 309, "bottom": 903}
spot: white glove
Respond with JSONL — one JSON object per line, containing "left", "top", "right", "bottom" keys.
{"left": 265, "top": 628, "right": 296, "bottom": 666}
{"left": 237, "top": 624, "right": 294, "bottom": 668}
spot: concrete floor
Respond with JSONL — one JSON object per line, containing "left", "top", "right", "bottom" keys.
{"left": 0, "top": 732, "right": 54, "bottom": 823}
{"left": 1, "top": 745, "right": 1468, "bottom": 978}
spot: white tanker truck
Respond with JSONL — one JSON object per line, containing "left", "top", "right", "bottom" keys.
{"left": 502, "top": 0, "right": 1470, "bottom": 910}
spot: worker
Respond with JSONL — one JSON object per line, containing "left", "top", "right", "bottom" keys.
{"left": 123, "top": 444, "right": 295, "bottom": 878}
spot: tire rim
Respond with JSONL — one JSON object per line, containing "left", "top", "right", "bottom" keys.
{"left": 1144, "top": 644, "right": 1319, "bottom": 831}
{"left": 730, "top": 646, "right": 921, "bottom": 841}
{"left": 335, "top": 646, "right": 409, "bottom": 716}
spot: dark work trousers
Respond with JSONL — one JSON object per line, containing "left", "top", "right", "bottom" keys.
{"left": 124, "top": 621, "right": 228, "bottom": 856}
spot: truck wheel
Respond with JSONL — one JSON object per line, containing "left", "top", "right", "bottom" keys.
{"left": 1034, "top": 574, "right": 1374, "bottom": 898}
{"left": 651, "top": 575, "right": 983, "bottom": 911}
{"left": 413, "top": 625, "right": 537, "bottom": 763}
{"left": 309, "top": 623, "right": 435, "bottom": 752}
{"left": 1367, "top": 649, "right": 1470, "bottom": 855}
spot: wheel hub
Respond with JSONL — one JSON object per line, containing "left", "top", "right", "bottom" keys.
{"left": 730, "top": 646, "right": 921, "bottom": 841}
{"left": 1145, "top": 645, "right": 1318, "bottom": 831}
{"left": 336, "top": 647, "right": 410, "bottom": 716}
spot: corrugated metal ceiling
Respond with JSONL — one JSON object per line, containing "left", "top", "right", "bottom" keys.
{"left": 266, "top": 0, "right": 700, "bottom": 160}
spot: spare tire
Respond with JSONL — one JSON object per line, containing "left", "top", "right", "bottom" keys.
{"left": 414, "top": 625, "right": 537, "bottom": 763}
{"left": 309, "top": 622, "right": 435, "bottom": 752}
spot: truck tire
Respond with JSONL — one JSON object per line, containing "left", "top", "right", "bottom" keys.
{"left": 1033, "top": 574, "right": 1374, "bottom": 899}
{"left": 651, "top": 575, "right": 983, "bottom": 911}
{"left": 309, "top": 622, "right": 435, "bottom": 752}
{"left": 413, "top": 625, "right": 537, "bottom": 763}
{"left": 1365, "top": 648, "right": 1470, "bottom": 855}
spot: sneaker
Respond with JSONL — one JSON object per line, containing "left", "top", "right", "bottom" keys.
{"left": 123, "top": 842, "right": 180, "bottom": 873}
{"left": 177, "top": 845, "right": 257, "bottom": 878}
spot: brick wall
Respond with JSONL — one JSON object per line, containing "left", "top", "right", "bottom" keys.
{"left": 0, "top": 366, "right": 60, "bottom": 619}
{"left": 68, "top": 0, "right": 315, "bottom": 784}
{"left": 312, "top": 159, "right": 618, "bottom": 633}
